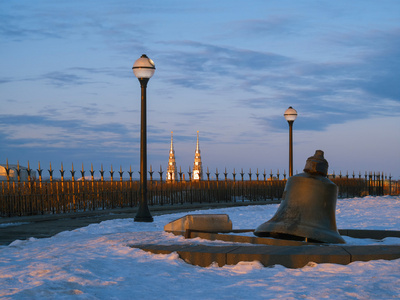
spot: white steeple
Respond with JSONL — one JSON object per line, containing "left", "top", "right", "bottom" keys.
{"left": 167, "top": 131, "right": 177, "bottom": 181}
{"left": 193, "top": 131, "right": 203, "bottom": 180}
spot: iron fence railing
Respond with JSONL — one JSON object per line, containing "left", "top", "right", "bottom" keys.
{"left": 1, "top": 174, "right": 398, "bottom": 217}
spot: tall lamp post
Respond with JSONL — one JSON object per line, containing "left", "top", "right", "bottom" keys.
{"left": 132, "top": 54, "right": 155, "bottom": 222}
{"left": 284, "top": 106, "right": 298, "bottom": 177}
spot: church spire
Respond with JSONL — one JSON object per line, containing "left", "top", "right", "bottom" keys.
{"left": 170, "top": 131, "right": 174, "bottom": 154}
{"left": 196, "top": 131, "right": 200, "bottom": 154}
{"left": 193, "top": 131, "right": 203, "bottom": 180}
{"left": 167, "top": 131, "right": 177, "bottom": 182}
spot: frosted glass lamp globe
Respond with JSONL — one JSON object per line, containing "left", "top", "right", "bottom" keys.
{"left": 132, "top": 54, "right": 156, "bottom": 79}
{"left": 284, "top": 106, "right": 298, "bottom": 122}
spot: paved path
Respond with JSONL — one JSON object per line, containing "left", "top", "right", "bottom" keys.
{"left": 0, "top": 200, "right": 278, "bottom": 245}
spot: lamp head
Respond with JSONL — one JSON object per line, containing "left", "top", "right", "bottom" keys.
{"left": 284, "top": 106, "right": 298, "bottom": 122}
{"left": 132, "top": 54, "right": 156, "bottom": 79}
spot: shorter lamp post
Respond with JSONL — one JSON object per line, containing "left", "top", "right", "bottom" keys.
{"left": 133, "top": 54, "right": 155, "bottom": 222}
{"left": 284, "top": 106, "right": 298, "bottom": 177}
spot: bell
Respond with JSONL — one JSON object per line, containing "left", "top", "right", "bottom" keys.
{"left": 254, "top": 150, "right": 345, "bottom": 244}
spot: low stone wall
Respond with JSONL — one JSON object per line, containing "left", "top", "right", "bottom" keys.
{"left": 130, "top": 229, "right": 400, "bottom": 268}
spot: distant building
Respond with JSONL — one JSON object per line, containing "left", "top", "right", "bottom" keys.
{"left": 193, "top": 131, "right": 203, "bottom": 181}
{"left": 0, "top": 163, "right": 36, "bottom": 181}
{"left": 166, "top": 132, "right": 177, "bottom": 182}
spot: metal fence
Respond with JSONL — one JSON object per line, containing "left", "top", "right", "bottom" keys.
{"left": 1, "top": 171, "right": 398, "bottom": 217}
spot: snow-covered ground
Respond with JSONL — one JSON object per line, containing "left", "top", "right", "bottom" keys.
{"left": 1, "top": 196, "right": 399, "bottom": 299}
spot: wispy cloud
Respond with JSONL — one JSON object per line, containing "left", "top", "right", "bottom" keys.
{"left": 41, "top": 72, "right": 90, "bottom": 87}
{"left": 0, "top": 114, "right": 136, "bottom": 149}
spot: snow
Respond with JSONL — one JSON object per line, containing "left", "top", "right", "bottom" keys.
{"left": 1, "top": 196, "right": 399, "bottom": 299}
{"left": 0, "top": 222, "right": 30, "bottom": 228}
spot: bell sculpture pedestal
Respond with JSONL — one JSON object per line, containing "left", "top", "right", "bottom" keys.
{"left": 254, "top": 150, "right": 345, "bottom": 244}
{"left": 138, "top": 151, "right": 399, "bottom": 267}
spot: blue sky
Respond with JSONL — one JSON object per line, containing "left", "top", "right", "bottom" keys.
{"left": 1, "top": 0, "right": 399, "bottom": 180}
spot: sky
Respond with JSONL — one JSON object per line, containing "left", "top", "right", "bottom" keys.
{"left": 1, "top": 196, "right": 400, "bottom": 298}
{"left": 1, "top": 0, "right": 400, "bottom": 180}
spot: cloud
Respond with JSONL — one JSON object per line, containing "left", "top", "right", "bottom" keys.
{"left": 0, "top": 4, "right": 69, "bottom": 41}
{"left": 70, "top": 67, "right": 128, "bottom": 79}
{"left": 231, "top": 27, "right": 400, "bottom": 132}
{"left": 0, "top": 114, "right": 136, "bottom": 149}
{"left": 356, "top": 35, "right": 400, "bottom": 101}
{"left": 40, "top": 72, "right": 89, "bottom": 87}
{"left": 0, "top": 67, "right": 125, "bottom": 88}
{"left": 314, "top": 28, "right": 400, "bottom": 102}
{"left": 223, "top": 17, "right": 300, "bottom": 39}
{"left": 0, "top": 78, "right": 13, "bottom": 84}
{"left": 158, "top": 40, "right": 293, "bottom": 91}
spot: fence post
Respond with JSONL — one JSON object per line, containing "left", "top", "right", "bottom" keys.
{"left": 71, "top": 163, "right": 76, "bottom": 212}
{"left": 119, "top": 166, "right": 123, "bottom": 182}
{"left": 48, "top": 163, "right": 53, "bottom": 183}
{"left": 128, "top": 165, "right": 133, "bottom": 182}
{"left": 16, "top": 161, "right": 21, "bottom": 183}
{"left": 240, "top": 169, "right": 244, "bottom": 201}
{"left": 110, "top": 165, "right": 114, "bottom": 182}
{"left": 231, "top": 169, "right": 236, "bottom": 202}
{"left": 90, "top": 164, "right": 95, "bottom": 181}
{"left": 81, "top": 163, "right": 85, "bottom": 181}
{"left": 368, "top": 172, "right": 372, "bottom": 195}
{"left": 60, "top": 163, "right": 65, "bottom": 181}
{"left": 159, "top": 165, "right": 163, "bottom": 182}
{"left": 147, "top": 167, "right": 153, "bottom": 206}
{"left": 71, "top": 163, "right": 75, "bottom": 181}
{"left": 178, "top": 166, "right": 183, "bottom": 182}
{"left": 26, "top": 161, "right": 32, "bottom": 183}
{"left": 5, "top": 159, "right": 10, "bottom": 184}
{"left": 100, "top": 165, "right": 104, "bottom": 181}
{"left": 37, "top": 162, "right": 43, "bottom": 187}
{"left": 149, "top": 165, "right": 154, "bottom": 182}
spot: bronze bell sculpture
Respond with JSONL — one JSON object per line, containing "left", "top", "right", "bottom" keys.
{"left": 254, "top": 150, "right": 345, "bottom": 244}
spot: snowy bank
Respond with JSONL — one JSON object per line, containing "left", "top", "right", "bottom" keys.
{"left": 0, "top": 196, "right": 399, "bottom": 299}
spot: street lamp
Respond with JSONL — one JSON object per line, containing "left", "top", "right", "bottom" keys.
{"left": 284, "top": 106, "right": 297, "bottom": 177}
{"left": 133, "top": 54, "right": 156, "bottom": 222}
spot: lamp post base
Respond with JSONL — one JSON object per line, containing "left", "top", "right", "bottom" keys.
{"left": 134, "top": 205, "right": 154, "bottom": 222}
{"left": 134, "top": 216, "right": 154, "bottom": 222}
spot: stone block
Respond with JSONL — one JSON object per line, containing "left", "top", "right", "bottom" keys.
{"left": 339, "top": 229, "right": 400, "bottom": 239}
{"left": 164, "top": 214, "right": 232, "bottom": 233}
{"left": 344, "top": 245, "right": 400, "bottom": 262}
{"left": 227, "top": 245, "right": 351, "bottom": 268}
{"left": 131, "top": 244, "right": 186, "bottom": 255}
{"left": 189, "top": 231, "right": 312, "bottom": 246}
{"left": 177, "top": 245, "right": 239, "bottom": 267}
